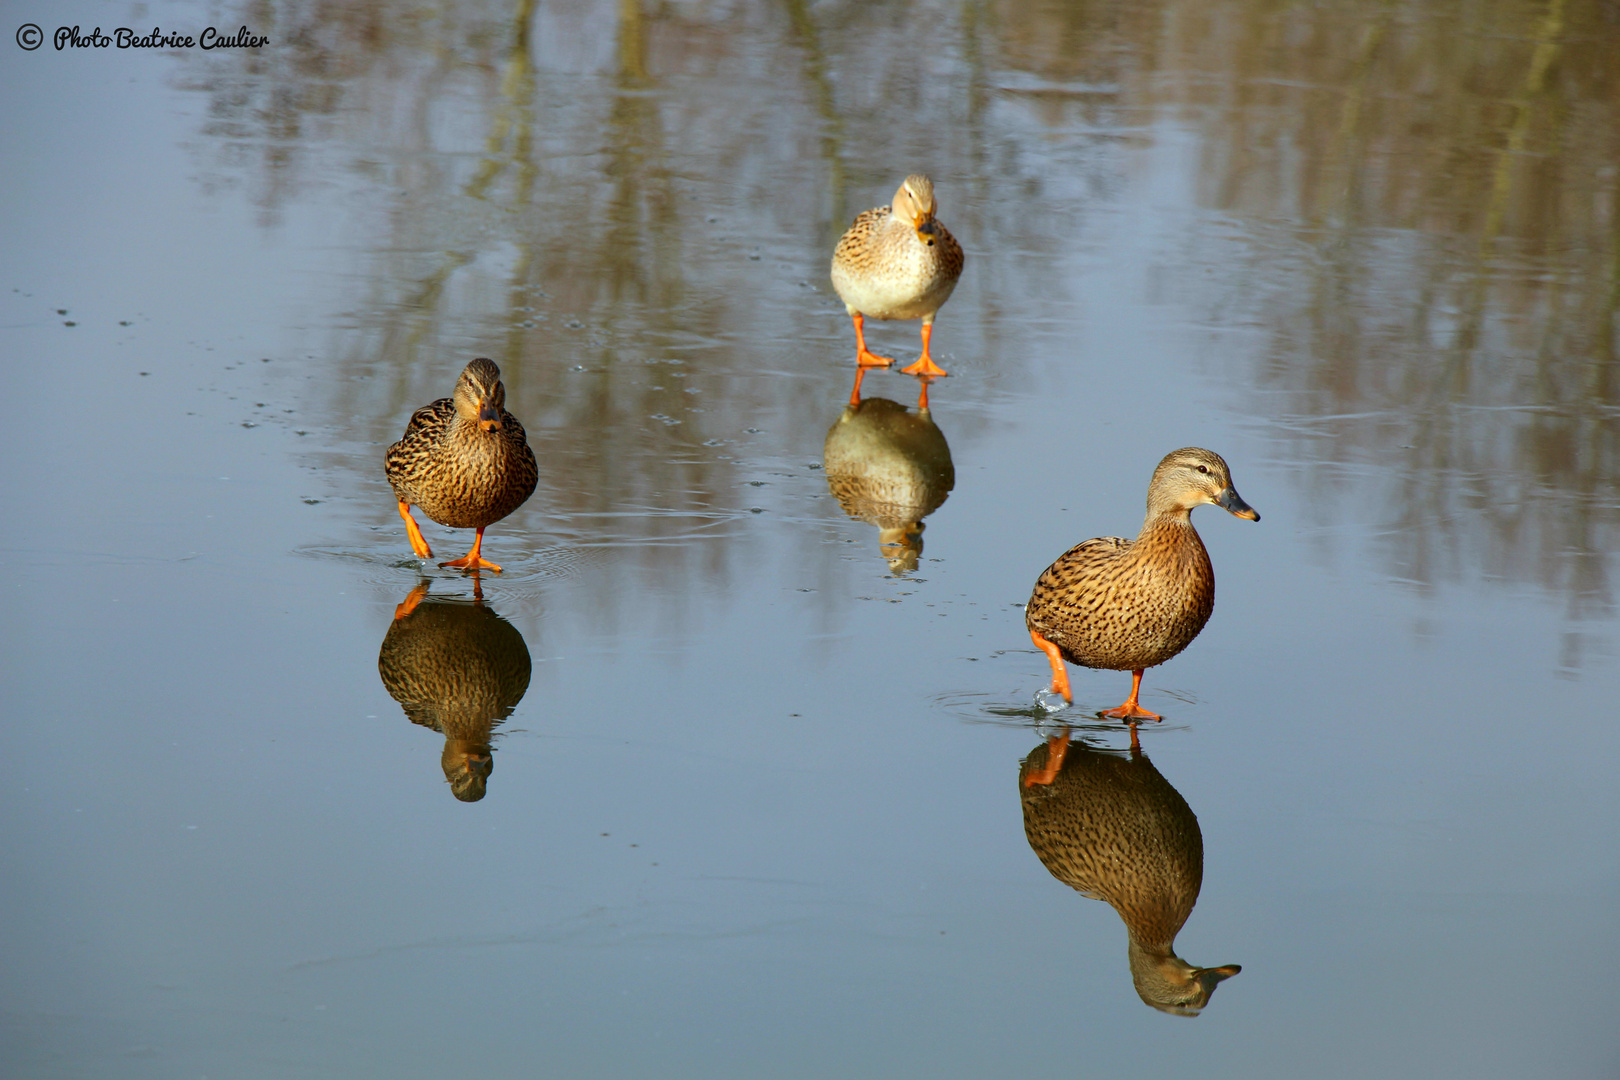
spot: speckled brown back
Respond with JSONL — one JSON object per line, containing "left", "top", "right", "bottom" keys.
{"left": 1026, "top": 517, "right": 1215, "bottom": 672}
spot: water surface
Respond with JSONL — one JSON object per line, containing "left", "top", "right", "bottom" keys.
{"left": 3, "top": 0, "right": 1617, "bottom": 1076}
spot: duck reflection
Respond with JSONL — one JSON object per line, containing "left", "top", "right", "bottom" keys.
{"left": 1019, "top": 731, "right": 1240, "bottom": 1015}
{"left": 822, "top": 374, "right": 954, "bottom": 574}
{"left": 377, "top": 580, "right": 531, "bottom": 802}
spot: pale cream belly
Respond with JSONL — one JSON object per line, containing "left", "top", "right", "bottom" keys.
{"left": 831, "top": 262, "right": 958, "bottom": 321}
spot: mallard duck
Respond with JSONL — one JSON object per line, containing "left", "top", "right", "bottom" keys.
{"left": 379, "top": 581, "right": 532, "bottom": 802}
{"left": 822, "top": 395, "right": 954, "bottom": 573}
{"left": 1020, "top": 732, "right": 1241, "bottom": 1015}
{"left": 1026, "top": 448, "right": 1259, "bottom": 721}
{"left": 385, "top": 358, "right": 538, "bottom": 572}
{"left": 830, "top": 174, "right": 964, "bottom": 382}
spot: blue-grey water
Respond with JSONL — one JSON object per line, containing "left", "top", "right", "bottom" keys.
{"left": 3, "top": 0, "right": 1618, "bottom": 1076}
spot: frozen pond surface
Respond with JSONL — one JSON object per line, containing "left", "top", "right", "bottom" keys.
{"left": 3, "top": 0, "right": 1618, "bottom": 1076}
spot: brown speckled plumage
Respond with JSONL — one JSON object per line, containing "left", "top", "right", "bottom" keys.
{"left": 830, "top": 175, "right": 964, "bottom": 376}
{"left": 378, "top": 582, "right": 532, "bottom": 802}
{"left": 1026, "top": 448, "right": 1258, "bottom": 715}
{"left": 1019, "top": 736, "right": 1240, "bottom": 1014}
{"left": 385, "top": 358, "right": 538, "bottom": 569}
{"left": 823, "top": 396, "right": 954, "bottom": 571}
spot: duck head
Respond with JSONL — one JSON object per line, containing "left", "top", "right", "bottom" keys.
{"left": 1130, "top": 944, "right": 1243, "bottom": 1016}
{"left": 892, "top": 174, "right": 942, "bottom": 248}
{"left": 453, "top": 357, "right": 508, "bottom": 432}
{"left": 1146, "top": 447, "right": 1260, "bottom": 522}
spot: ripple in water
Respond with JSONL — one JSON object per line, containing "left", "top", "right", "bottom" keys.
{"left": 297, "top": 541, "right": 601, "bottom": 607}
{"left": 929, "top": 688, "right": 1194, "bottom": 742}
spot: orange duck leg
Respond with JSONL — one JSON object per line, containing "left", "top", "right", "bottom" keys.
{"left": 852, "top": 312, "right": 895, "bottom": 369}
{"left": 399, "top": 500, "right": 433, "bottom": 559}
{"left": 1101, "top": 669, "right": 1162, "bottom": 723}
{"left": 439, "top": 527, "right": 503, "bottom": 573}
{"left": 900, "top": 320, "right": 949, "bottom": 377}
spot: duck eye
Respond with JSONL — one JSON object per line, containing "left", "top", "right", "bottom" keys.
{"left": 1196, "top": 465, "right": 1210, "bottom": 474}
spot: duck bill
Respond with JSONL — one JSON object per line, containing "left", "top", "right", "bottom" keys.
{"left": 914, "top": 216, "right": 939, "bottom": 247}
{"left": 477, "top": 400, "right": 502, "bottom": 432}
{"left": 1217, "top": 487, "right": 1259, "bottom": 521}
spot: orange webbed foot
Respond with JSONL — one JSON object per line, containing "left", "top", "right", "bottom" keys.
{"left": 1101, "top": 703, "right": 1162, "bottom": 722}
{"left": 439, "top": 528, "right": 501, "bottom": 573}
{"left": 900, "top": 355, "right": 948, "bottom": 377}
{"left": 398, "top": 501, "right": 433, "bottom": 559}
{"left": 1101, "top": 669, "right": 1160, "bottom": 722}
{"left": 1030, "top": 629, "right": 1073, "bottom": 705}
{"left": 439, "top": 553, "right": 503, "bottom": 573}
{"left": 851, "top": 312, "right": 895, "bottom": 368}
{"left": 901, "top": 322, "right": 949, "bottom": 377}
{"left": 857, "top": 346, "right": 896, "bottom": 369}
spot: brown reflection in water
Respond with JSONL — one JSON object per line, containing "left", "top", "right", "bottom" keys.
{"left": 1020, "top": 731, "right": 1240, "bottom": 1015}
{"left": 184, "top": 0, "right": 761, "bottom": 519}
{"left": 183, "top": 0, "right": 1620, "bottom": 659}
{"left": 378, "top": 581, "right": 532, "bottom": 802}
{"left": 1137, "top": 0, "right": 1620, "bottom": 664}
{"left": 175, "top": 1, "right": 1014, "bottom": 549}
{"left": 822, "top": 379, "right": 955, "bottom": 575}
